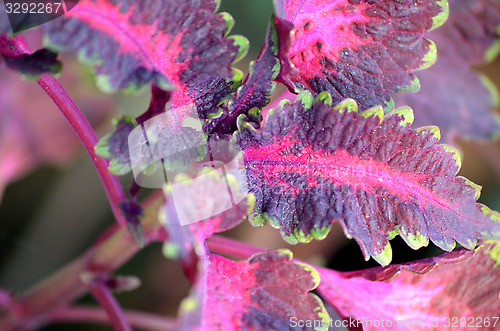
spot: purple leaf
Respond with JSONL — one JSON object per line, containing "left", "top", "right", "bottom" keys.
{"left": 205, "top": 16, "right": 280, "bottom": 135}
{"left": 177, "top": 250, "right": 329, "bottom": 330}
{"left": 317, "top": 241, "right": 500, "bottom": 330}
{"left": 43, "top": 0, "right": 246, "bottom": 121}
{"left": 393, "top": 0, "right": 500, "bottom": 143}
{"left": 275, "top": 0, "right": 449, "bottom": 110}
{"left": 161, "top": 171, "right": 253, "bottom": 261}
{"left": 236, "top": 91, "right": 500, "bottom": 265}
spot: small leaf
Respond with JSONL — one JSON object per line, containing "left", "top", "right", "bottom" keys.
{"left": 205, "top": 16, "right": 281, "bottom": 135}
{"left": 275, "top": 0, "right": 449, "bottom": 110}
{"left": 95, "top": 116, "right": 137, "bottom": 176}
{"left": 393, "top": 0, "right": 500, "bottom": 143}
{"left": 236, "top": 91, "right": 500, "bottom": 265}
{"left": 119, "top": 199, "right": 145, "bottom": 248}
{"left": 43, "top": 0, "right": 246, "bottom": 121}
{"left": 1, "top": 48, "right": 61, "bottom": 78}
{"left": 177, "top": 250, "right": 329, "bottom": 330}
{"left": 317, "top": 241, "right": 500, "bottom": 331}
{"left": 160, "top": 170, "right": 253, "bottom": 260}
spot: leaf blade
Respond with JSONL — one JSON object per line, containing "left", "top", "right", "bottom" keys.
{"left": 276, "top": 0, "right": 449, "bottom": 109}
{"left": 237, "top": 91, "right": 500, "bottom": 265}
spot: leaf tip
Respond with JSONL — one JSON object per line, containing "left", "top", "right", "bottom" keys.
{"left": 219, "top": 12, "right": 235, "bottom": 36}
{"left": 228, "top": 35, "right": 250, "bottom": 63}
{"left": 387, "top": 106, "right": 414, "bottom": 127}
{"left": 441, "top": 144, "right": 462, "bottom": 169}
{"left": 297, "top": 90, "right": 314, "bottom": 109}
{"left": 398, "top": 226, "right": 428, "bottom": 250}
{"left": 373, "top": 243, "right": 392, "bottom": 266}
{"left": 333, "top": 98, "right": 358, "bottom": 114}
{"left": 359, "top": 106, "right": 384, "bottom": 122}
{"left": 414, "top": 126, "right": 441, "bottom": 142}
{"left": 396, "top": 75, "right": 420, "bottom": 93}
{"left": 417, "top": 39, "right": 437, "bottom": 70}
{"left": 314, "top": 91, "right": 333, "bottom": 106}
{"left": 430, "top": 0, "right": 449, "bottom": 31}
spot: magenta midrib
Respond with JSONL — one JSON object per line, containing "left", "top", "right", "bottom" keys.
{"left": 244, "top": 146, "right": 468, "bottom": 222}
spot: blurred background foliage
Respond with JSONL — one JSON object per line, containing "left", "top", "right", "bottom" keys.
{"left": 0, "top": 0, "right": 500, "bottom": 330}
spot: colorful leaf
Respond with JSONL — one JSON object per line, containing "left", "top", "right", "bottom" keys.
{"left": 177, "top": 250, "right": 329, "bottom": 330}
{"left": 393, "top": 0, "right": 500, "bottom": 143}
{"left": 317, "top": 241, "right": 500, "bottom": 330}
{"left": 275, "top": 0, "right": 449, "bottom": 110}
{"left": 205, "top": 16, "right": 280, "bottom": 135}
{"left": 43, "top": 0, "right": 246, "bottom": 120}
{"left": 236, "top": 91, "right": 500, "bottom": 265}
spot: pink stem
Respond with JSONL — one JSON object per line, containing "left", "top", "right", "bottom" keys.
{"left": 207, "top": 235, "right": 265, "bottom": 259}
{"left": 86, "top": 277, "right": 132, "bottom": 331}
{"left": 49, "top": 306, "right": 176, "bottom": 330}
{"left": 2, "top": 35, "right": 126, "bottom": 226}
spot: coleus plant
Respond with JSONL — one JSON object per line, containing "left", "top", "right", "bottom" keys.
{"left": 1, "top": 0, "right": 500, "bottom": 330}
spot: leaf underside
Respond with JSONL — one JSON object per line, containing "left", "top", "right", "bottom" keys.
{"left": 393, "top": 0, "right": 500, "bottom": 143}
{"left": 178, "top": 250, "right": 329, "bottom": 330}
{"left": 277, "top": 0, "right": 449, "bottom": 110}
{"left": 43, "top": 0, "right": 242, "bottom": 120}
{"left": 317, "top": 241, "right": 500, "bottom": 331}
{"left": 236, "top": 91, "right": 500, "bottom": 266}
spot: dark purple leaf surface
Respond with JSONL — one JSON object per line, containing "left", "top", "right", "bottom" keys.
{"left": 276, "top": 0, "right": 449, "bottom": 110}
{"left": 177, "top": 250, "right": 329, "bottom": 330}
{"left": 2, "top": 48, "right": 61, "bottom": 77}
{"left": 43, "top": 0, "right": 245, "bottom": 121}
{"left": 317, "top": 241, "right": 500, "bottom": 330}
{"left": 236, "top": 91, "right": 500, "bottom": 265}
{"left": 393, "top": 0, "right": 500, "bottom": 143}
